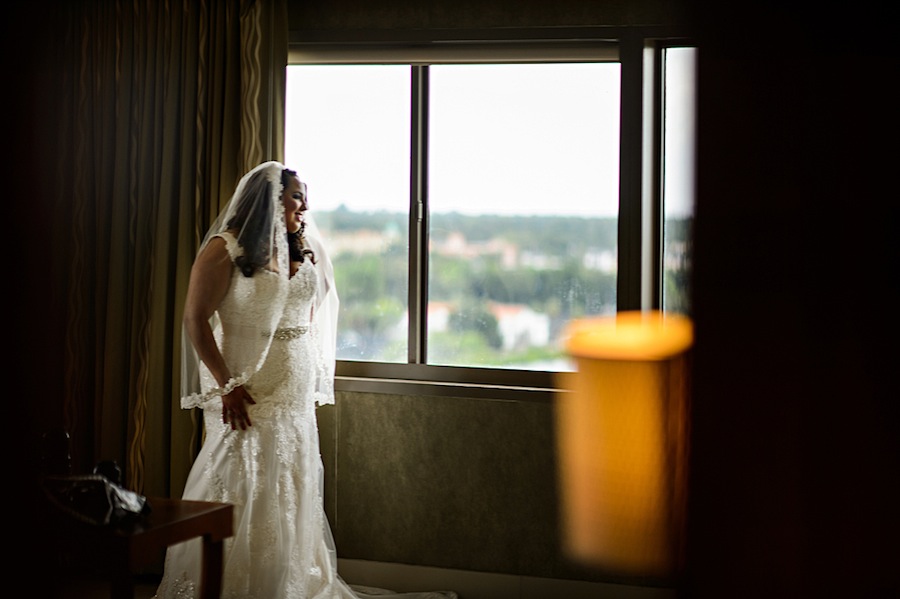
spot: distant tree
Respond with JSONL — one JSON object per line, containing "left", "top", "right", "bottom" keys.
{"left": 448, "top": 301, "right": 502, "bottom": 349}
{"left": 429, "top": 254, "right": 472, "bottom": 303}
{"left": 333, "top": 253, "right": 406, "bottom": 358}
{"left": 428, "top": 330, "right": 495, "bottom": 366}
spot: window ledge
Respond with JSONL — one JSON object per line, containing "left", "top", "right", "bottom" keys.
{"left": 334, "top": 361, "right": 570, "bottom": 402}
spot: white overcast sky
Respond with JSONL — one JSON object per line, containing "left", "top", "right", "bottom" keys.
{"left": 285, "top": 50, "right": 695, "bottom": 219}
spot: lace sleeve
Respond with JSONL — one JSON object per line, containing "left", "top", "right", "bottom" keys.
{"left": 310, "top": 323, "right": 335, "bottom": 407}
{"left": 212, "top": 231, "right": 244, "bottom": 260}
{"left": 180, "top": 374, "right": 249, "bottom": 410}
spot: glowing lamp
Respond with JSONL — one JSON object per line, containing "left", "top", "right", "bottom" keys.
{"left": 555, "top": 310, "right": 693, "bottom": 577}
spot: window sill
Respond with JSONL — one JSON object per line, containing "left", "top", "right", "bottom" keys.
{"left": 334, "top": 361, "right": 572, "bottom": 402}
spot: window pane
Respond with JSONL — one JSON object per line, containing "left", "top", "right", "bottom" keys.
{"left": 428, "top": 63, "right": 620, "bottom": 370}
{"left": 662, "top": 48, "right": 697, "bottom": 316}
{"left": 285, "top": 65, "right": 410, "bottom": 362}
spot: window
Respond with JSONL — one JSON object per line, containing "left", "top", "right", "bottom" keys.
{"left": 285, "top": 30, "right": 695, "bottom": 397}
{"left": 426, "top": 64, "right": 619, "bottom": 371}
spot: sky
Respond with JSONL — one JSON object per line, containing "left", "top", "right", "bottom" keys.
{"left": 284, "top": 52, "right": 695, "bottom": 219}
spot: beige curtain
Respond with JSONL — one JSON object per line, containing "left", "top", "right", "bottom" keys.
{"left": 46, "top": 0, "right": 287, "bottom": 497}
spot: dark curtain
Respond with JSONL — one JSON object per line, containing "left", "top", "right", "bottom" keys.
{"left": 20, "top": 0, "right": 287, "bottom": 499}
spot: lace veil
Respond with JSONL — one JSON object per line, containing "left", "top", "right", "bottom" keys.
{"left": 180, "top": 161, "right": 340, "bottom": 410}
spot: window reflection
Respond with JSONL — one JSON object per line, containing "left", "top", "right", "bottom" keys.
{"left": 662, "top": 47, "right": 696, "bottom": 316}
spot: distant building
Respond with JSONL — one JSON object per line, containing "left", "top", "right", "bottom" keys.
{"left": 397, "top": 300, "right": 550, "bottom": 353}
{"left": 582, "top": 248, "right": 617, "bottom": 273}
{"left": 428, "top": 301, "right": 452, "bottom": 333}
{"left": 488, "top": 302, "right": 550, "bottom": 351}
{"left": 431, "top": 231, "right": 519, "bottom": 269}
{"left": 328, "top": 229, "right": 398, "bottom": 255}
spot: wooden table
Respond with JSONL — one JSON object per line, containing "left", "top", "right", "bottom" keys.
{"left": 52, "top": 497, "right": 233, "bottom": 599}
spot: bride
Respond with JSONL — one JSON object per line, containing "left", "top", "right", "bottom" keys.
{"left": 154, "top": 162, "right": 455, "bottom": 599}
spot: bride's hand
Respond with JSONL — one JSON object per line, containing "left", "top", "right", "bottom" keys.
{"left": 222, "top": 385, "right": 256, "bottom": 430}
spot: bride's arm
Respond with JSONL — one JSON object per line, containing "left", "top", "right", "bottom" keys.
{"left": 184, "top": 237, "right": 232, "bottom": 386}
{"left": 183, "top": 237, "right": 255, "bottom": 429}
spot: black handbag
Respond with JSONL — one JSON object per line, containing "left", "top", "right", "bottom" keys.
{"left": 42, "top": 472, "right": 152, "bottom": 526}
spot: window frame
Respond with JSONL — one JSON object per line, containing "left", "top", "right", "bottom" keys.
{"left": 287, "top": 26, "right": 694, "bottom": 400}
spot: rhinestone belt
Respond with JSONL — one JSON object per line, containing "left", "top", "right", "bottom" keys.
{"left": 266, "top": 325, "right": 309, "bottom": 340}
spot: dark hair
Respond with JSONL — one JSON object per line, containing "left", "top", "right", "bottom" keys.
{"left": 284, "top": 168, "right": 317, "bottom": 264}
{"left": 288, "top": 226, "right": 317, "bottom": 264}
{"left": 225, "top": 167, "right": 298, "bottom": 277}
{"left": 281, "top": 167, "right": 298, "bottom": 188}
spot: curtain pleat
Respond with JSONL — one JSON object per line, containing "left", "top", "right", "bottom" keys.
{"left": 51, "top": 0, "right": 287, "bottom": 497}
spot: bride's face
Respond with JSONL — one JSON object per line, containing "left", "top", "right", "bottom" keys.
{"left": 281, "top": 176, "right": 308, "bottom": 234}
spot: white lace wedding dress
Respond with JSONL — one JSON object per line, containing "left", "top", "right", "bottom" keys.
{"left": 154, "top": 233, "right": 456, "bottom": 599}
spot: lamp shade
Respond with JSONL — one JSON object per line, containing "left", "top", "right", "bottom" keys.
{"left": 555, "top": 310, "right": 693, "bottom": 577}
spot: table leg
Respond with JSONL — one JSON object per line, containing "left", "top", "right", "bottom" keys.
{"left": 199, "top": 533, "right": 225, "bottom": 599}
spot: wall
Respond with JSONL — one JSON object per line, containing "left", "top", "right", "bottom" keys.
{"left": 686, "top": 2, "right": 899, "bottom": 597}
{"left": 288, "top": 0, "right": 689, "bottom": 31}
{"left": 317, "top": 392, "right": 631, "bottom": 583}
